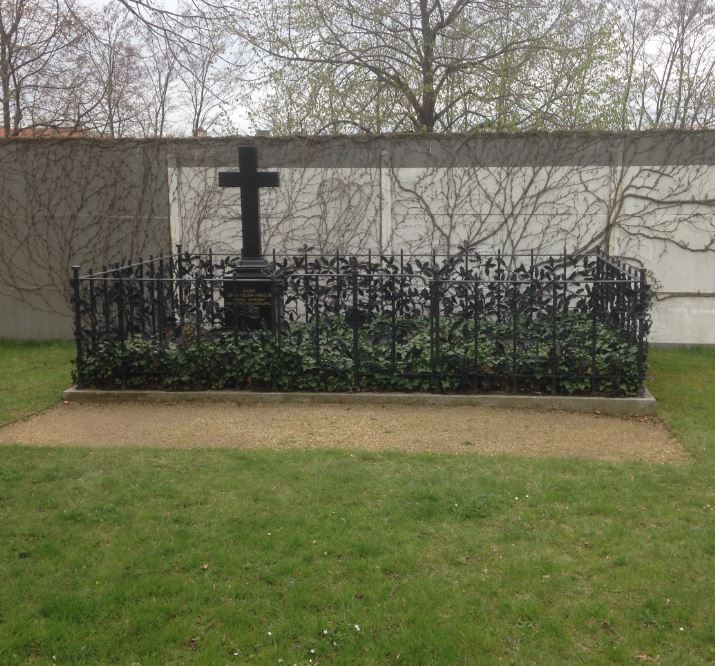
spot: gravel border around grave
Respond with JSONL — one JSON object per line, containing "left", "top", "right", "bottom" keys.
{"left": 0, "top": 400, "right": 682, "bottom": 463}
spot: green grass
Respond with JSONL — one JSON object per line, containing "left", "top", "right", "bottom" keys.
{"left": 0, "top": 341, "right": 74, "bottom": 425}
{"left": 0, "top": 344, "right": 714, "bottom": 664}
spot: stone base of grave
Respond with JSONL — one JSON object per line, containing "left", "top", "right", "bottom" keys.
{"left": 63, "top": 386, "right": 656, "bottom": 417}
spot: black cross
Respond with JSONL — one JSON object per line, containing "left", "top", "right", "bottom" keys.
{"left": 218, "top": 146, "right": 280, "bottom": 259}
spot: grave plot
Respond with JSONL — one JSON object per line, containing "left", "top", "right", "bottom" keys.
{"left": 70, "top": 248, "right": 651, "bottom": 397}
{"left": 69, "top": 146, "right": 651, "bottom": 397}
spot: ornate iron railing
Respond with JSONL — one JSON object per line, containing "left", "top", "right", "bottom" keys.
{"left": 71, "top": 248, "right": 652, "bottom": 396}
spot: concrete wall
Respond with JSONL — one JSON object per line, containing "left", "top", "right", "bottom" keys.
{"left": 0, "top": 289, "right": 73, "bottom": 340}
{"left": 1, "top": 132, "right": 714, "bottom": 343}
{"left": 0, "top": 139, "right": 172, "bottom": 339}
{"left": 167, "top": 132, "right": 715, "bottom": 344}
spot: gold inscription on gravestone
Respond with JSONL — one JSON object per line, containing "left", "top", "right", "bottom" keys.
{"left": 237, "top": 286, "right": 271, "bottom": 310}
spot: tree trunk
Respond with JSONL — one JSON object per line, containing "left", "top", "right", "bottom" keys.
{"left": 419, "top": 0, "right": 436, "bottom": 131}
{"left": 0, "top": 36, "right": 11, "bottom": 134}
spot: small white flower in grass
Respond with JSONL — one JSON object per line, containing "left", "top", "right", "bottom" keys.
{"left": 680, "top": 627, "right": 684, "bottom": 631}
{"left": 310, "top": 648, "right": 316, "bottom": 654}
{"left": 267, "top": 631, "right": 272, "bottom": 636}
{"left": 354, "top": 623, "right": 361, "bottom": 633}
{"left": 323, "top": 629, "right": 328, "bottom": 635}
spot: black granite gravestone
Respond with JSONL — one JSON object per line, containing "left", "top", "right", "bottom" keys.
{"left": 218, "top": 147, "right": 280, "bottom": 329}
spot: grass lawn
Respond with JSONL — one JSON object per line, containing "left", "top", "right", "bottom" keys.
{"left": 0, "top": 343, "right": 714, "bottom": 664}
{"left": 0, "top": 341, "right": 74, "bottom": 425}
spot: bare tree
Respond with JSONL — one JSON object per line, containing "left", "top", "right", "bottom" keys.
{"left": 614, "top": 0, "right": 715, "bottom": 130}
{"left": 168, "top": 8, "right": 240, "bottom": 137}
{"left": 74, "top": 3, "right": 147, "bottom": 138}
{"left": 646, "top": 0, "right": 715, "bottom": 128}
{"left": 0, "top": 0, "right": 83, "bottom": 135}
{"left": 136, "top": 25, "right": 179, "bottom": 137}
{"left": 612, "top": 0, "right": 653, "bottom": 129}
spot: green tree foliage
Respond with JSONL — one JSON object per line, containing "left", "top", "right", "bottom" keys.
{"left": 241, "top": 0, "right": 624, "bottom": 133}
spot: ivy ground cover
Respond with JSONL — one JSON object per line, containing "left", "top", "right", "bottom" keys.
{"left": 78, "top": 312, "right": 643, "bottom": 396}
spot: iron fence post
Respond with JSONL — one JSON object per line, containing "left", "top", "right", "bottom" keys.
{"left": 390, "top": 274, "right": 397, "bottom": 371}
{"left": 138, "top": 258, "right": 146, "bottom": 336}
{"left": 148, "top": 256, "right": 156, "bottom": 337}
{"left": 126, "top": 260, "right": 134, "bottom": 338}
{"left": 335, "top": 251, "right": 342, "bottom": 318}
{"left": 496, "top": 249, "right": 502, "bottom": 323}
{"left": 270, "top": 275, "right": 283, "bottom": 390}
{"left": 208, "top": 248, "right": 215, "bottom": 325}
{"left": 510, "top": 274, "right": 518, "bottom": 393}
{"left": 368, "top": 249, "right": 374, "bottom": 319}
{"left": 194, "top": 274, "right": 201, "bottom": 344}
{"left": 117, "top": 265, "right": 127, "bottom": 388}
{"left": 551, "top": 270, "right": 558, "bottom": 394}
{"left": 176, "top": 243, "right": 184, "bottom": 328}
{"left": 528, "top": 249, "right": 535, "bottom": 327}
{"left": 158, "top": 255, "right": 166, "bottom": 350}
{"left": 637, "top": 268, "right": 647, "bottom": 396}
{"left": 304, "top": 248, "right": 310, "bottom": 322}
{"left": 399, "top": 248, "right": 405, "bottom": 317}
{"left": 430, "top": 278, "right": 442, "bottom": 392}
{"left": 88, "top": 268, "right": 97, "bottom": 353}
{"left": 473, "top": 279, "right": 480, "bottom": 392}
{"left": 351, "top": 270, "right": 360, "bottom": 390}
{"left": 562, "top": 244, "right": 568, "bottom": 314}
{"left": 314, "top": 274, "right": 321, "bottom": 389}
{"left": 71, "top": 265, "right": 84, "bottom": 388}
{"left": 590, "top": 280, "right": 598, "bottom": 395}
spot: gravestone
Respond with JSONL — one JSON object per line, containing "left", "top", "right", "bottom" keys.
{"left": 218, "top": 147, "right": 280, "bottom": 329}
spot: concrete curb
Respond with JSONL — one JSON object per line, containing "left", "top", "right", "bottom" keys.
{"left": 62, "top": 386, "right": 657, "bottom": 416}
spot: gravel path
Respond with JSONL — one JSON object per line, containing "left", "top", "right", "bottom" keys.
{"left": 0, "top": 402, "right": 683, "bottom": 462}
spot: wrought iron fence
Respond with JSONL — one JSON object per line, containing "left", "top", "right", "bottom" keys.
{"left": 71, "top": 248, "right": 652, "bottom": 396}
